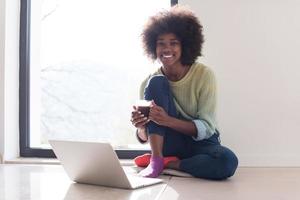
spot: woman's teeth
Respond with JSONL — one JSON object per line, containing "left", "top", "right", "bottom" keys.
{"left": 163, "top": 55, "right": 172, "bottom": 58}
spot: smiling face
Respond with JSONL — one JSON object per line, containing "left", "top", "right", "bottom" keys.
{"left": 156, "top": 33, "right": 182, "bottom": 68}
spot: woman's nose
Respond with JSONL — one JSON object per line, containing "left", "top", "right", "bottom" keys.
{"left": 162, "top": 48, "right": 171, "bottom": 53}
{"left": 164, "top": 43, "right": 172, "bottom": 50}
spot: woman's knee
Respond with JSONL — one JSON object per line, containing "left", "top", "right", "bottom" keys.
{"left": 217, "top": 148, "right": 238, "bottom": 179}
{"left": 147, "top": 75, "right": 168, "bottom": 88}
{"left": 144, "top": 75, "right": 176, "bottom": 115}
{"left": 145, "top": 75, "right": 169, "bottom": 97}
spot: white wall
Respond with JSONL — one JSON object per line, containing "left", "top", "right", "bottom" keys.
{"left": 0, "top": 0, "right": 5, "bottom": 163}
{"left": 181, "top": 0, "right": 300, "bottom": 166}
{"left": 0, "top": 0, "right": 20, "bottom": 162}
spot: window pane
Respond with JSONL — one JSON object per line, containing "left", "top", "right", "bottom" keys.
{"left": 30, "top": 0, "right": 170, "bottom": 149}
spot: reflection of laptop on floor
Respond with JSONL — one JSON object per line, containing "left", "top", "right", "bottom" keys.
{"left": 49, "top": 140, "right": 163, "bottom": 189}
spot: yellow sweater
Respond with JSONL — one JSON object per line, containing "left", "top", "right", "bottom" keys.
{"left": 139, "top": 62, "right": 217, "bottom": 140}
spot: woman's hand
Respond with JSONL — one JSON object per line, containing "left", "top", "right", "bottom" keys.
{"left": 130, "top": 106, "right": 150, "bottom": 129}
{"left": 149, "top": 101, "right": 172, "bottom": 126}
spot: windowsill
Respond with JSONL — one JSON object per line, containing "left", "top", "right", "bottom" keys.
{"left": 4, "top": 157, "right": 135, "bottom": 166}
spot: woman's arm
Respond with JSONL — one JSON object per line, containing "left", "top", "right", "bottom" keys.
{"left": 165, "top": 116, "right": 198, "bottom": 137}
{"left": 149, "top": 102, "right": 197, "bottom": 137}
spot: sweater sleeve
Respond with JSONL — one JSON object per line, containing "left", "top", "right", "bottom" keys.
{"left": 192, "top": 68, "right": 217, "bottom": 141}
{"left": 139, "top": 80, "right": 146, "bottom": 100}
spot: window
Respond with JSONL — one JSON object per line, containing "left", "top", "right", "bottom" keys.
{"left": 20, "top": 0, "right": 178, "bottom": 158}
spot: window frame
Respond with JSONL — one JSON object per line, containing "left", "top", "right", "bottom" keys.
{"left": 19, "top": 0, "right": 178, "bottom": 158}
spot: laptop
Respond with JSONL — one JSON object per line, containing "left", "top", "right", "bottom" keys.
{"left": 49, "top": 140, "right": 163, "bottom": 189}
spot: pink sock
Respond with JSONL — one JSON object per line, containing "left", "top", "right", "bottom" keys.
{"left": 139, "top": 156, "right": 164, "bottom": 178}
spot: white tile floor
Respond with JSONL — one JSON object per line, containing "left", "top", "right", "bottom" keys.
{"left": 1, "top": 164, "right": 300, "bottom": 200}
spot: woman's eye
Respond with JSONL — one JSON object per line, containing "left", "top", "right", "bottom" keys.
{"left": 171, "top": 41, "right": 179, "bottom": 46}
{"left": 156, "top": 41, "right": 179, "bottom": 47}
{"left": 157, "top": 42, "right": 165, "bottom": 46}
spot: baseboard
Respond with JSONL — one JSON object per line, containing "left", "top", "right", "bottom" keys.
{"left": 4, "top": 157, "right": 135, "bottom": 166}
{"left": 2, "top": 155, "right": 299, "bottom": 167}
{"left": 4, "top": 157, "right": 60, "bottom": 165}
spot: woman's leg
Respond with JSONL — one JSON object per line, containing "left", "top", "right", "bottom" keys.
{"left": 149, "top": 134, "right": 164, "bottom": 157}
{"left": 179, "top": 134, "right": 239, "bottom": 180}
{"left": 140, "top": 75, "right": 183, "bottom": 177}
{"left": 144, "top": 75, "right": 178, "bottom": 136}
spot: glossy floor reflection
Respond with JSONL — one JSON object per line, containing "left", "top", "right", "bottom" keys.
{"left": 0, "top": 164, "right": 168, "bottom": 200}
{"left": 0, "top": 164, "right": 70, "bottom": 200}
{"left": 1, "top": 164, "right": 300, "bottom": 200}
{"left": 64, "top": 182, "right": 166, "bottom": 200}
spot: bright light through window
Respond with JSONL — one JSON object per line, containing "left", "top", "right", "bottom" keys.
{"left": 30, "top": 0, "right": 170, "bottom": 149}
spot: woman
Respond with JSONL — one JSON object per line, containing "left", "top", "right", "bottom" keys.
{"left": 130, "top": 6, "right": 238, "bottom": 179}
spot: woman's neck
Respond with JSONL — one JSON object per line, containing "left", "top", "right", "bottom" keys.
{"left": 161, "top": 64, "right": 191, "bottom": 81}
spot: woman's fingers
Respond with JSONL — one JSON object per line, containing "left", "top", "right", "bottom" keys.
{"left": 149, "top": 108, "right": 161, "bottom": 117}
{"left": 131, "top": 110, "right": 141, "bottom": 119}
{"left": 133, "top": 116, "right": 147, "bottom": 124}
{"left": 131, "top": 111, "right": 149, "bottom": 127}
{"left": 131, "top": 113, "right": 143, "bottom": 122}
{"left": 135, "top": 118, "right": 150, "bottom": 127}
{"left": 150, "top": 104, "right": 164, "bottom": 113}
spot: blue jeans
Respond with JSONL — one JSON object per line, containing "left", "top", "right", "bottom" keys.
{"left": 144, "top": 75, "right": 238, "bottom": 180}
